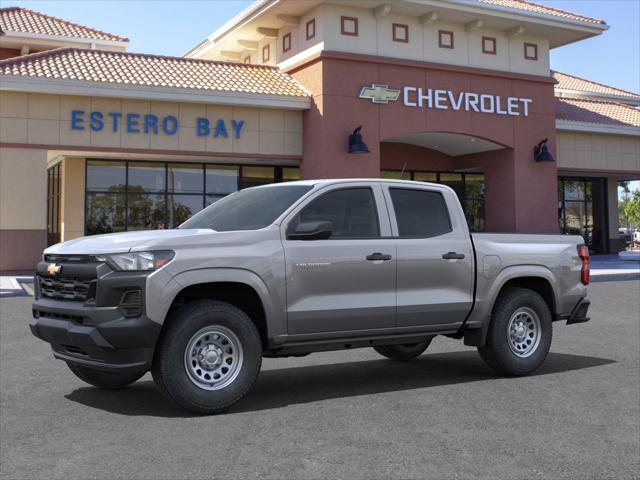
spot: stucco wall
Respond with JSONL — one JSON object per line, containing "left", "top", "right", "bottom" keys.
{"left": 0, "top": 147, "right": 47, "bottom": 271}
{"left": 0, "top": 91, "right": 303, "bottom": 157}
{"left": 557, "top": 131, "right": 640, "bottom": 173}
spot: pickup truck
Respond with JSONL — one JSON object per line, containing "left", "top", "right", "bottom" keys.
{"left": 30, "top": 179, "right": 591, "bottom": 413}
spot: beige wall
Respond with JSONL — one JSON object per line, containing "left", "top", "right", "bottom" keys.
{"left": 0, "top": 147, "right": 47, "bottom": 230}
{"left": 557, "top": 131, "right": 640, "bottom": 172}
{"left": 0, "top": 91, "right": 303, "bottom": 157}
{"left": 61, "top": 157, "right": 85, "bottom": 241}
{"left": 256, "top": 4, "right": 550, "bottom": 76}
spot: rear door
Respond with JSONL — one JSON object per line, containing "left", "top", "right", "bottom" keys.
{"left": 383, "top": 184, "right": 474, "bottom": 328}
{"left": 282, "top": 183, "right": 396, "bottom": 336}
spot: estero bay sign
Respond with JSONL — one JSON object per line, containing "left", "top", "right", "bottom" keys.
{"left": 359, "top": 83, "right": 533, "bottom": 117}
{"left": 70, "top": 110, "right": 246, "bottom": 138}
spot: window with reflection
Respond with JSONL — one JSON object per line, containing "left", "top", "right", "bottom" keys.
{"left": 85, "top": 160, "right": 299, "bottom": 235}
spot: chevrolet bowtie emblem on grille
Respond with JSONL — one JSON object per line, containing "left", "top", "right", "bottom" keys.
{"left": 358, "top": 84, "right": 401, "bottom": 104}
{"left": 47, "top": 263, "right": 61, "bottom": 275}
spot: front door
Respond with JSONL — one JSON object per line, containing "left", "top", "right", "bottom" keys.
{"left": 382, "top": 184, "right": 474, "bottom": 328}
{"left": 283, "top": 184, "right": 396, "bottom": 336}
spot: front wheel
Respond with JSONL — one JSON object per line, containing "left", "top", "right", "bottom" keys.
{"left": 67, "top": 363, "right": 145, "bottom": 389}
{"left": 373, "top": 338, "right": 433, "bottom": 361}
{"left": 152, "top": 300, "right": 262, "bottom": 414}
{"left": 478, "top": 288, "right": 552, "bottom": 376}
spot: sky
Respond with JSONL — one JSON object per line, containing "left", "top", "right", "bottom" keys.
{"left": 8, "top": 0, "right": 640, "bottom": 93}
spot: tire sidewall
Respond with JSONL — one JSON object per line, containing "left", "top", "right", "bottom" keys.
{"left": 156, "top": 302, "right": 262, "bottom": 411}
{"left": 487, "top": 289, "right": 552, "bottom": 375}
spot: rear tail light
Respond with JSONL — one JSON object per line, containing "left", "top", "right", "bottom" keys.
{"left": 577, "top": 245, "right": 590, "bottom": 285}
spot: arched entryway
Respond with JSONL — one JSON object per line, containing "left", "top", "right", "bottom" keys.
{"left": 379, "top": 132, "right": 517, "bottom": 232}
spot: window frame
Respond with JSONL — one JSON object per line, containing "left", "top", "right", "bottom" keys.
{"left": 340, "top": 16, "right": 359, "bottom": 37}
{"left": 392, "top": 23, "right": 409, "bottom": 43}
{"left": 262, "top": 44, "right": 270, "bottom": 63}
{"left": 438, "top": 30, "right": 454, "bottom": 49}
{"left": 482, "top": 36, "right": 496, "bottom": 55}
{"left": 284, "top": 185, "right": 385, "bottom": 241}
{"left": 305, "top": 18, "right": 316, "bottom": 40}
{"left": 524, "top": 42, "right": 538, "bottom": 61}
{"left": 385, "top": 186, "right": 453, "bottom": 239}
{"left": 282, "top": 32, "right": 292, "bottom": 53}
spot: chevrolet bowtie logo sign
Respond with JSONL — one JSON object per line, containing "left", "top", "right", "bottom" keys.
{"left": 47, "top": 263, "right": 61, "bottom": 275}
{"left": 358, "top": 84, "right": 401, "bottom": 104}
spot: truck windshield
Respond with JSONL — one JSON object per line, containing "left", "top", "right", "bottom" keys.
{"left": 179, "top": 185, "right": 312, "bottom": 231}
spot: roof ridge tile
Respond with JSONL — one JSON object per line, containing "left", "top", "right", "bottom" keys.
{"left": 0, "top": 6, "right": 129, "bottom": 42}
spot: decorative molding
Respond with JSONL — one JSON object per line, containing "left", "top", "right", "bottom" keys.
{"left": 482, "top": 36, "right": 497, "bottom": 55}
{"left": 277, "top": 14, "right": 299, "bottom": 26}
{"left": 257, "top": 27, "right": 279, "bottom": 38}
{"left": 507, "top": 26, "right": 525, "bottom": 37}
{"left": 392, "top": 24, "right": 409, "bottom": 43}
{"left": 220, "top": 50, "right": 241, "bottom": 60}
{"left": 237, "top": 40, "right": 259, "bottom": 51}
{"left": 420, "top": 12, "right": 438, "bottom": 25}
{"left": 282, "top": 33, "right": 291, "bottom": 53}
{"left": 305, "top": 18, "right": 316, "bottom": 40}
{"left": 438, "top": 30, "right": 454, "bottom": 49}
{"left": 465, "top": 19, "right": 484, "bottom": 32}
{"left": 373, "top": 4, "right": 392, "bottom": 19}
{"left": 341, "top": 16, "right": 359, "bottom": 37}
{"left": 524, "top": 42, "right": 538, "bottom": 60}
{"left": 262, "top": 43, "right": 271, "bottom": 63}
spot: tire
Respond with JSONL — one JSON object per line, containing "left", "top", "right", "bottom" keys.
{"left": 373, "top": 338, "right": 433, "bottom": 361}
{"left": 478, "top": 287, "right": 552, "bottom": 376}
{"left": 67, "top": 363, "right": 144, "bottom": 389}
{"left": 151, "top": 300, "right": 262, "bottom": 414}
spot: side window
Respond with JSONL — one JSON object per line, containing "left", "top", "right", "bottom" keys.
{"left": 389, "top": 188, "right": 451, "bottom": 237}
{"left": 291, "top": 188, "right": 380, "bottom": 239}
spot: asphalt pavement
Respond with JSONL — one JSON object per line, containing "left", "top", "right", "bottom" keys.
{"left": 1, "top": 280, "right": 639, "bottom": 480}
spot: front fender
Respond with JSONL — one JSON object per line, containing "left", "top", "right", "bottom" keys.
{"left": 465, "top": 264, "right": 559, "bottom": 346}
{"left": 147, "top": 267, "right": 284, "bottom": 340}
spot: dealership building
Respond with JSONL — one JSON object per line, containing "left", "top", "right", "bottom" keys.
{"left": 0, "top": 0, "right": 638, "bottom": 271}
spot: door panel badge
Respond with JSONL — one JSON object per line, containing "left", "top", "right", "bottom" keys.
{"left": 295, "top": 262, "right": 332, "bottom": 269}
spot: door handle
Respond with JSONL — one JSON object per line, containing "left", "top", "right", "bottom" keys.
{"left": 366, "top": 252, "right": 392, "bottom": 261}
{"left": 442, "top": 252, "right": 465, "bottom": 260}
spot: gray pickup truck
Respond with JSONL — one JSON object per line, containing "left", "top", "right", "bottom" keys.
{"left": 31, "top": 179, "right": 591, "bottom": 413}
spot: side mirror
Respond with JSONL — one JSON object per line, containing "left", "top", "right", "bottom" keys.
{"left": 287, "top": 221, "right": 333, "bottom": 241}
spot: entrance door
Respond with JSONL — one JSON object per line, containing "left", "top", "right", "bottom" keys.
{"left": 283, "top": 184, "right": 396, "bottom": 336}
{"left": 382, "top": 184, "right": 474, "bottom": 328}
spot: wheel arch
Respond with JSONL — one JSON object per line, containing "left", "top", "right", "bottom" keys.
{"left": 465, "top": 265, "right": 559, "bottom": 347}
{"left": 157, "top": 269, "right": 284, "bottom": 349}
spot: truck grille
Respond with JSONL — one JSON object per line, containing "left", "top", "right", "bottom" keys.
{"left": 38, "top": 276, "right": 95, "bottom": 302}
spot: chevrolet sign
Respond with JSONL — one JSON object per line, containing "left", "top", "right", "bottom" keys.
{"left": 358, "top": 83, "right": 532, "bottom": 117}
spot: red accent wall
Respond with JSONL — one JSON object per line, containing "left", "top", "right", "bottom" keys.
{"left": 0, "top": 48, "right": 22, "bottom": 60}
{"left": 290, "top": 52, "right": 559, "bottom": 233}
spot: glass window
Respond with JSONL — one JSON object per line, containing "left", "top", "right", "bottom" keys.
{"left": 390, "top": 188, "right": 451, "bottom": 237}
{"left": 282, "top": 168, "right": 300, "bottom": 182}
{"left": 86, "top": 160, "right": 126, "bottom": 192}
{"left": 439, "top": 173, "right": 464, "bottom": 199}
{"left": 564, "top": 180, "right": 585, "bottom": 201}
{"left": 294, "top": 188, "right": 380, "bottom": 239}
{"left": 381, "top": 170, "right": 404, "bottom": 179}
{"left": 464, "top": 173, "right": 485, "bottom": 198}
{"left": 413, "top": 172, "right": 438, "bottom": 183}
{"left": 181, "top": 185, "right": 312, "bottom": 232}
{"left": 167, "top": 195, "right": 204, "bottom": 228}
{"left": 240, "top": 166, "right": 275, "bottom": 189}
{"left": 127, "top": 194, "right": 166, "bottom": 230}
{"left": 206, "top": 165, "right": 239, "bottom": 195}
{"left": 86, "top": 192, "right": 126, "bottom": 235}
{"left": 128, "top": 162, "right": 165, "bottom": 193}
{"left": 168, "top": 163, "right": 203, "bottom": 193}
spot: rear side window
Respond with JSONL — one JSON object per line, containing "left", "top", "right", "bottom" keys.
{"left": 293, "top": 188, "right": 380, "bottom": 239}
{"left": 389, "top": 188, "right": 451, "bottom": 237}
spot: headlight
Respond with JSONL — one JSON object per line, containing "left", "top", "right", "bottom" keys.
{"left": 96, "top": 250, "right": 175, "bottom": 271}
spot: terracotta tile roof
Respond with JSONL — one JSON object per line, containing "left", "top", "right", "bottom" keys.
{"left": 0, "top": 6, "right": 128, "bottom": 42}
{"left": 553, "top": 70, "right": 640, "bottom": 101}
{"left": 556, "top": 98, "right": 640, "bottom": 128}
{"left": 0, "top": 48, "right": 310, "bottom": 97}
{"left": 478, "top": 0, "right": 605, "bottom": 25}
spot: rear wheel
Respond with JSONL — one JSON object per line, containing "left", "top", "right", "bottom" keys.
{"left": 478, "top": 288, "right": 552, "bottom": 376}
{"left": 373, "top": 338, "right": 433, "bottom": 361}
{"left": 152, "top": 300, "right": 262, "bottom": 414}
{"left": 67, "top": 363, "right": 144, "bottom": 389}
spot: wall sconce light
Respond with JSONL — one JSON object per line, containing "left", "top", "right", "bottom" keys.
{"left": 348, "top": 126, "right": 370, "bottom": 154}
{"left": 534, "top": 138, "right": 554, "bottom": 162}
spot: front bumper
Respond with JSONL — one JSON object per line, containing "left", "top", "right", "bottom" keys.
{"left": 31, "top": 262, "right": 162, "bottom": 374}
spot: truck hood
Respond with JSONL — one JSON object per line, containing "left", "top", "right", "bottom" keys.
{"left": 44, "top": 229, "right": 215, "bottom": 255}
